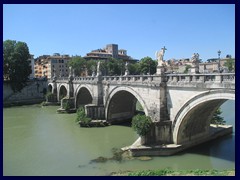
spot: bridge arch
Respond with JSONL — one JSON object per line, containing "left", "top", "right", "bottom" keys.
{"left": 58, "top": 84, "right": 68, "bottom": 101}
{"left": 48, "top": 83, "right": 53, "bottom": 93}
{"left": 75, "top": 85, "right": 93, "bottom": 109}
{"left": 172, "top": 89, "right": 235, "bottom": 145}
{"left": 105, "top": 86, "right": 149, "bottom": 123}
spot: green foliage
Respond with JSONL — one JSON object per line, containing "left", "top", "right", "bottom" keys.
{"left": 67, "top": 56, "right": 86, "bottom": 76}
{"left": 132, "top": 114, "right": 152, "bottom": 136}
{"left": 127, "top": 168, "right": 233, "bottom": 176}
{"left": 59, "top": 94, "right": 66, "bottom": 101}
{"left": 45, "top": 92, "right": 56, "bottom": 102}
{"left": 3, "top": 40, "right": 31, "bottom": 92}
{"left": 138, "top": 57, "right": 157, "bottom": 75}
{"left": 45, "top": 91, "right": 53, "bottom": 98}
{"left": 76, "top": 107, "right": 91, "bottom": 124}
{"left": 136, "top": 101, "right": 144, "bottom": 112}
{"left": 211, "top": 108, "right": 226, "bottom": 125}
{"left": 62, "top": 100, "right": 71, "bottom": 111}
{"left": 128, "top": 62, "right": 140, "bottom": 75}
{"left": 86, "top": 60, "right": 97, "bottom": 75}
{"left": 128, "top": 168, "right": 173, "bottom": 176}
{"left": 224, "top": 58, "right": 235, "bottom": 72}
{"left": 100, "top": 58, "right": 124, "bottom": 76}
{"left": 184, "top": 65, "right": 192, "bottom": 73}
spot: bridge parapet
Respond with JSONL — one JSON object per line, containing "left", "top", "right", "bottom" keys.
{"left": 166, "top": 73, "right": 235, "bottom": 89}
{"left": 73, "top": 76, "right": 97, "bottom": 82}
{"left": 102, "top": 75, "right": 164, "bottom": 85}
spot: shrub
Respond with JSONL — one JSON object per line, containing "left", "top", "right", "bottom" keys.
{"left": 62, "top": 99, "right": 71, "bottom": 110}
{"left": 131, "top": 114, "right": 152, "bottom": 136}
{"left": 211, "top": 108, "right": 226, "bottom": 125}
{"left": 76, "top": 107, "right": 91, "bottom": 124}
{"left": 45, "top": 92, "right": 57, "bottom": 102}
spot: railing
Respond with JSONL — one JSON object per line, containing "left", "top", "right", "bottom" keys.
{"left": 73, "top": 76, "right": 96, "bottom": 81}
{"left": 166, "top": 73, "right": 235, "bottom": 83}
{"left": 102, "top": 75, "right": 158, "bottom": 82}
{"left": 49, "top": 73, "right": 235, "bottom": 84}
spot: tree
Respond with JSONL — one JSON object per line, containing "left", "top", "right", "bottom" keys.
{"left": 132, "top": 114, "right": 152, "bottom": 136}
{"left": 184, "top": 65, "right": 192, "bottom": 73}
{"left": 86, "top": 60, "right": 97, "bottom": 76}
{"left": 224, "top": 58, "right": 235, "bottom": 72}
{"left": 138, "top": 57, "right": 157, "bottom": 75}
{"left": 211, "top": 108, "right": 226, "bottom": 125}
{"left": 129, "top": 62, "right": 140, "bottom": 75}
{"left": 100, "top": 58, "right": 122, "bottom": 76}
{"left": 67, "top": 56, "right": 86, "bottom": 76}
{"left": 3, "top": 40, "right": 31, "bottom": 92}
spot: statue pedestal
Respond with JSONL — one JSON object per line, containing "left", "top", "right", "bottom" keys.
{"left": 189, "top": 67, "right": 199, "bottom": 74}
{"left": 156, "top": 66, "right": 165, "bottom": 75}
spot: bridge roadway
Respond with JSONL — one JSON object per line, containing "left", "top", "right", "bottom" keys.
{"left": 48, "top": 73, "right": 235, "bottom": 155}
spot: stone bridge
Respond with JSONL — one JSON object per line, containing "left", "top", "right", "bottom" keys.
{"left": 48, "top": 72, "right": 235, "bottom": 155}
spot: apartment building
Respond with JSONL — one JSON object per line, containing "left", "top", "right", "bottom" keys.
{"left": 84, "top": 44, "right": 138, "bottom": 62}
{"left": 34, "top": 53, "right": 71, "bottom": 79}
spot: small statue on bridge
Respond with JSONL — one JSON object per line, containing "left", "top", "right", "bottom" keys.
{"left": 156, "top": 46, "right": 167, "bottom": 67}
{"left": 96, "top": 61, "right": 102, "bottom": 76}
{"left": 191, "top": 53, "right": 200, "bottom": 67}
{"left": 69, "top": 66, "right": 73, "bottom": 77}
{"left": 124, "top": 61, "right": 129, "bottom": 76}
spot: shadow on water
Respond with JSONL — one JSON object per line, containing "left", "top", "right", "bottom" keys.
{"left": 176, "top": 134, "right": 235, "bottom": 163}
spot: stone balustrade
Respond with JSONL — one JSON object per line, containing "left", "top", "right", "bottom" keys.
{"left": 73, "top": 76, "right": 96, "bottom": 82}
{"left": 166, "top": 73, "right": 235, "bottom": 83}
{"left": 49, "top": 73, "right": 235, "bottom": 87}
{"left": 102, "top": 75, "right": 160, "bottom": 83}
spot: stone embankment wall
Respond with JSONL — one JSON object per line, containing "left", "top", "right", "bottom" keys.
{"left": 3, "top": 80, "right": 48, "bottom": 106}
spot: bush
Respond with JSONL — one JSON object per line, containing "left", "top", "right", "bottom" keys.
{"left": 76, "top": 107, "right": 91, "bottom": 124}
{"left": 131, "top": 114, "right": 152, "bottom": 136}
{"left": 62, "top": 99, "right": 71, "bottom": 111}
{"left": 45, "top": 92, "right": 56, "bottom": 102}
{"left": 211, "top": 108, "right": 226, "bottom": 125}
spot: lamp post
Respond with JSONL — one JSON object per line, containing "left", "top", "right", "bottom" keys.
{"left": 218, "top": 50, "right": 221, "bottom": 72}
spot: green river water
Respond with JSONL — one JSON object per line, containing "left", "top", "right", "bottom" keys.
{"left": 3, "top": 100, "right": 235, "bottom": 176}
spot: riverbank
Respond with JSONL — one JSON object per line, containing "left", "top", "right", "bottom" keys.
{"left": 111, "top": 168, "right": 235, "bottom": 176}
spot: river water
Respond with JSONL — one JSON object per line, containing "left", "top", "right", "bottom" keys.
{"left": 3, "top": 100, "right": 235, "bottom": 176}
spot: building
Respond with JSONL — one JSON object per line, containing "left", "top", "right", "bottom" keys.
{"left": 28, "top": 54, "right": 35, "bottom": 79}
{"left": 84, "top": 44, "right": 138, "bottom": 62}
{"left": 34, "top": 53, "right": 71, "bottom": 79}
{"left": 199, "top": 58, "right": 235, "bottom": 73}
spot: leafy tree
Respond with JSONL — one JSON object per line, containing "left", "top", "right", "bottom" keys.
{"left": 3, "top": 40, "right": 31, "bottom": 92}
{"left": 211, "top": 108, "right": 226, "bottom": 125}
{"left": 138, "top": 57, "right": 157, "bottom": 75}
{"left": 132, "top": 114, "right": 152, "bottom": 136}
{"left": 184, "top": 65, "right": 192, "bottom": 73}
{"left": 67, "top": 56, "right": 86, "bottom": 76}
{"left": 224, "top": 58, "right": 235, "bottom": 72}
{"left": 100, "top": 58, "right": 123, "bottom": 76}
{"left": 129, "top": 62, "right": 140, "bottom": 75}
{"left": 86, "top": 59, "right": 97, "bottom": 76}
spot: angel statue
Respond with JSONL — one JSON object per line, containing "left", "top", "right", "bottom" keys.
{"left": 155, "top": 46, "right": 167, "bottom": 66}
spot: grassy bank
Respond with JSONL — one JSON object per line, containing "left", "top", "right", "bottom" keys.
{"left": 111, "top": 168, "right": 235, "bottom": 176}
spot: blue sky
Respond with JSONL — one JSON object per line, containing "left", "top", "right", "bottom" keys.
{"left": 3, "top": 4, "right": 235, "bottom": 61}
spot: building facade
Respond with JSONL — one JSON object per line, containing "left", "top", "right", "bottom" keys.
{"left": 28, "top": 54, "right": 35, "bottom": 79}
{"left": 34, "top": 53, "right": 71, "bottom": 79}
{"left": 84, "top": 44, "right": 138, "bottom": 62}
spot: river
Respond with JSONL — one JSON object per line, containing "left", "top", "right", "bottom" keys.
{"left": 3, "top": 100, "right": 235, "bottom": 176}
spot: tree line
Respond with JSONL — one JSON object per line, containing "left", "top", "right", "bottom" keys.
{"left": 67, "top": 56, "right": 157, "bottom": 76}
{"left": 3, "top": 39, "right": 235, "bottom": 92}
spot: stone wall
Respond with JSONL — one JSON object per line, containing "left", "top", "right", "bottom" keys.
{"left": 3, "top": 80, "right": 48, "bottom": 106}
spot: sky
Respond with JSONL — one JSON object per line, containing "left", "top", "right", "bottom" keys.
{"left": 3, "top": 4, "right": 235, "bottom": 61}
